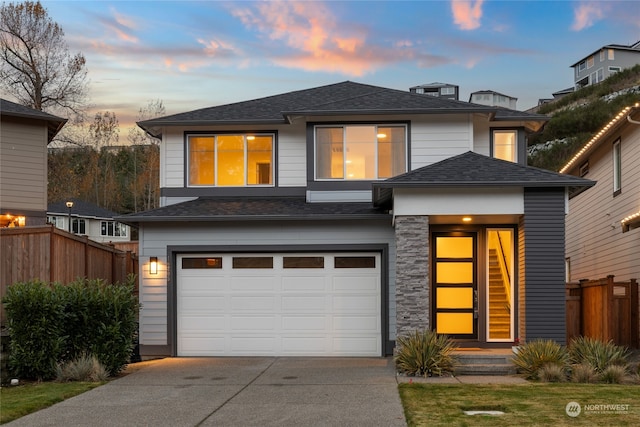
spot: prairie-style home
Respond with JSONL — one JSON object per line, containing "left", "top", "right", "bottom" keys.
{"left": 1, "top": 99, "right": 66, "bottom": 228}
{"left": 121, "top": 81, "right": 594, "bottom": 358}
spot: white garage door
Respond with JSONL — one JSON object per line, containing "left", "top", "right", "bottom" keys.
{"left": 177, "top": 252, "right": 381, "bottom": 356}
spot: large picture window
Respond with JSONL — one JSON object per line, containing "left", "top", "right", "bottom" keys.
{"left": 187, "top": 134, "right": 273, "bottom": 186}
{"left": 315, "top": 125, "right": 406, "bottom": 180}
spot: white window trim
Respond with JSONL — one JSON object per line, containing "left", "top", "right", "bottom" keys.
{"left": 186, "top": 133, "right": 275, "bottom": 187}
{"left": 313, "top": 124, "right": 408, "bottom": 181}
{"left": 613, "top": 139, "right": 621, "bottom": 193}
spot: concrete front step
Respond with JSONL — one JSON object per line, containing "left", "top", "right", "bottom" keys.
{"left": 454, "top": 352, "right": 517, "bottom": 375}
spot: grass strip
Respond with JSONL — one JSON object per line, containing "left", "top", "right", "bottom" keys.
{"left": 399, "top": 383, "right": 640, "bottom": 426}
{"left": 1, "top": 381, "right": 102, "bottom": 424}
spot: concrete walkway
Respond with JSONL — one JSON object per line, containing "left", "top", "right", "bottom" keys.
{"left": 6, "top": 357, "right": 407, "bottom": 427}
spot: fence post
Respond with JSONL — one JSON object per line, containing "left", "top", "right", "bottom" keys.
{"left": 631, "top": 278, "right": 639, "bottom": 348}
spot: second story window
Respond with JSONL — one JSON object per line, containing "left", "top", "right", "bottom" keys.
{"left": 101, "top": 221, "right": 128, "bottom": 237}
{"left": 187, "top": 134, "right": 274, "bottom": 187}
{"left": 492, "top": 130, "right": 517, "bottom": 163}
{"left": 613, "top": 138, "right": 621, "bottom": 195}
{"left": 315, "top": 125, "right": 407, "bottom": 180}
{"left": 72, "top": 219, "right": 86, "bottom": 235}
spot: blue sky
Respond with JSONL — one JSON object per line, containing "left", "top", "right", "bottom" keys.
{"left": 40, "top": 0, "right": 640, "bottom": 130}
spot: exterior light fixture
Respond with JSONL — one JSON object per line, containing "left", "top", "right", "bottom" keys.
{"left": 150, "top": 257, "right": 158, "bottom": 275}
{"left": 65, "top": 200, "right": 74, "bottom": 233}
{"left": 462, "top": 217, "right": 472, "bottom": 222}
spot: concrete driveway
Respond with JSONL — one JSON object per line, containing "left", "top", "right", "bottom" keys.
{"left": 7, "top": 357, "right": 407, "bottom": 427}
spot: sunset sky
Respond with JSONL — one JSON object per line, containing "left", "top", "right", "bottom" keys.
{"left": 37, "top": 0, "right": 640, "bottom": 132}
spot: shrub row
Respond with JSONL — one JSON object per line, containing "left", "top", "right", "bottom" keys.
{"left": 512, "top": 337, "right": 634, "bottom": 383}
{"left": 2, "top": 276, "right": 139, "bottom": 380}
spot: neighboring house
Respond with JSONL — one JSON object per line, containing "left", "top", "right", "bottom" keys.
{"left": 571, "top": 41, "right": 640, "bottom": 89}
{"left": 48, "top": 198, "right": 131, "bottom": 243}
{"left": 562, "top": 102, "right": 640, "bottom": 282}
{"left": 409, "top": 82, "right": 459, "bottom": 100}
{"left": 469, "top": 90, "right": 518, "bottom": 109}
{"left": 0, "top": 98, "right": 67, "bottom": 228}
{"left": 121, "top": 81, "right": 593, "bottom": 358}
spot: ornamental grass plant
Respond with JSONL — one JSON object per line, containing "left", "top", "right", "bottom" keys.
{"left": 511, "top": 339, "right": 568, "bottom": 380}
{"left": 394, "top": 329, "right": 458, "bottom": 377}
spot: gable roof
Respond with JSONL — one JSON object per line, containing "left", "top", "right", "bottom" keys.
{"left": 1, "top": 98, "right": 67, "bottom": 142}
{"left": 48, "top": 198, "right": 120, "bottom": 219}
{"left": 117, "top": 197, "right": 390, "bottom": 225}
{"left": 138, "top": 81, "right": 548, "bottom": 137}
{"left": 372, "top": 151, "right": 595, "bottom": 206}
{"left": 560, "top": 103, "right": 640, "bottom": 174}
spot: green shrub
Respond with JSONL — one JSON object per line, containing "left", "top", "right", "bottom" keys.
{"left": 394, "top": 330, "right": 457, "bottom": 377}
{"left": 568, "top": 336, "right": 630, "bottom": 373}
{"left": 56, "top": 353, "right": 108, "bottom": 382}
{"left": 2, "top": 275, "right": 139, "bottom": 380}
{"left": 511, "top": 339, "right": 568, "bottom": 380}
{"left": 3, "top": 281, "right": 66, "bottom": 380}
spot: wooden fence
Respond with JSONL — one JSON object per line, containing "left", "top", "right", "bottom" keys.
{"left": 566, "top": 276, "right": 639, "bottom": 348}
{"left": 1, "top": 225, "right": 138, "bottom": 324}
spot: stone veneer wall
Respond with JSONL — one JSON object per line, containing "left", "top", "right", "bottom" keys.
{"left": 394, "top": 215, "right": 430, "bottom": 337}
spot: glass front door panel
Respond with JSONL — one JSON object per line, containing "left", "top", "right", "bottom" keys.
{"left": 487, "top": 229, "right": 514, "bottom": 341}
{"left": 434, "top": 233, "right": 477, "bottom": 339}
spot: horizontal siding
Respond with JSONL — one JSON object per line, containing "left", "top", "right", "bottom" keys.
{"left": 0, "top": 120, "right": 47, "bottom": 211}
{"left": 138, "top": 220, "right": 397, "bottom": 346}
{"left": 410, "top": 114, "right": 473, "bottom": 168}
{"left": 566, "top": 124, "right": 640, "bottom": 282}
{"left": 524, "top": 188, "right": 567, "bottom": 344}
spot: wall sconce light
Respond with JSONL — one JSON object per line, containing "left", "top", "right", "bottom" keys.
{"left": 150, "top": 257, "right": 158, "bottom": 275}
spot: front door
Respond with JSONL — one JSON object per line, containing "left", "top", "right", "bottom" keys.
{"left": 433, "top": 232, "right": 477, "bottom": 339}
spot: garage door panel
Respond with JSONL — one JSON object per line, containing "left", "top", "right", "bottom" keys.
{"left": 177, "top": 252, "right": 381, "bottom": 357}
{"left": 231, "top": 296, "right": 276, "bottom": 310}
{"left": 231, "top": 316, "right": 276, "bottom": 331}
{"left": 281, "top": 276, "right": 326, "bottom": 291}
{"left": 281, "top": 295, "right": 326, "bottom": 312}
{"left": 282, "top": 316, "right": 326, "bottom": 330}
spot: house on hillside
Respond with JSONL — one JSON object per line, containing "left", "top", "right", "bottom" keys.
{"left": 561, "top": 102, "right": 640, "bottom": 347}
{"left": 120, "top": 81, "right": 594, "bottom": 358}
{"left": 469, "top": 90, "right": 517, "bottom": 109}
{"left": 47, "top": 198, "right": 131, "bottom": 243}
{"left": 409, "top": 82, "right": 459, "bottom": 100}
{"left": 571, "top": 41, "right": 640, "bottom": 89}
{"left": 0, "top": 99, "right": 67, "bottom": 228}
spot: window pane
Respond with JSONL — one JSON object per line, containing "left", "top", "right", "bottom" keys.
{"left": 437, "top": 287, "right": 473, "bottom": 309}
{"left": 335, "top": 256, "right": 376, "bottom": 268}
{"left": 493, "top": 130, "right": 516, "bottom": 162}
{"left": 182, "top": 257, "right": 222, "bottom": 269}
{"left": 436, "top": 313, "right": 474, "bottom": 334}
{"left": 217, "top": 135, "right": 245, "bottom": 186}
{"left": 283, "top": 256, "right": 324, "bottom": 269}
{"left": 316, "top": 127, "right": 343, "bottom": 179}
{"left": 436, "top": 262, "right": 473, "bottom": 283}
{"left": 436, "top": 237, "right": 473, "bottom": 258}
{"left": 247, "top": 136, "right": 272, "bottom": 185}
{"left": 232, "top": 257, "right": 273, "bottom": 269}
{"left": 345, "top": 126, "right": 376, "bottom": 179}
{"left": 613, "top": 141, "right": 621, "bottom": 192}
{"left": 189, "top": 137, "right": 215, "bottom": 185}
{"left": 377, "top": 126, "right": 406, "bottom": 178}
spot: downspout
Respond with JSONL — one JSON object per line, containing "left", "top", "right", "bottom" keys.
{"left": 627, "top": 115, "right": 640, "bottom": 125}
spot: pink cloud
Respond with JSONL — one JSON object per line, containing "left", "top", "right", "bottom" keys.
{"left": 571, "top": 1, "right": 606, "bottom": 31}
{"left": 451, "top": 0, "right": 484, "bottom": 30}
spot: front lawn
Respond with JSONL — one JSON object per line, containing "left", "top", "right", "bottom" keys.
{"left": 0, "top": 381, "right": 103, "bottom": 424}
{"left": 399, "top": 383, "right": 640, "bottom": 426}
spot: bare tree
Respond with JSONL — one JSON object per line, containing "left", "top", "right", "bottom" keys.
{"left": 0, "top": 0, "right": 88, "bottom": 115}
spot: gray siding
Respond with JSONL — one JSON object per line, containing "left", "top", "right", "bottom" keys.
{"left": 523, "top": 188, "right": 567, "bottom": 344}
{"left": 0, "top": 117, "right": 48, "bottom": 221}
{"left": 137, "top": 220, "right": 397, "bottom": 354}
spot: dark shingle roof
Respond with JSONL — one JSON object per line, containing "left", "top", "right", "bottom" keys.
{"left": 116, "top": 197, "right": 390, "bottom": 224}
{"left": 1, "top": 98, "right": 67, "bottom": 142}
{"left": 48, "top": 198, "right": 120, "bottom": 219}
{"left": 138, "top": 81, "right": 547, "bottom": 137}
{"left": 372, "top": 151, "right": 595, "bottom": 206}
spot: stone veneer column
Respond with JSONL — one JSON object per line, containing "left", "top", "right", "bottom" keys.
{"left": 394, "top": 215, "right": 430, "bottom": 338}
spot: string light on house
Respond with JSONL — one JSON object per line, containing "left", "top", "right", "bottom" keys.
{"left": 560, "top": 103, "right": 640, "bottom": 174}
{"left": 621, "top": 211, "right": 640, "bottom": 232}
